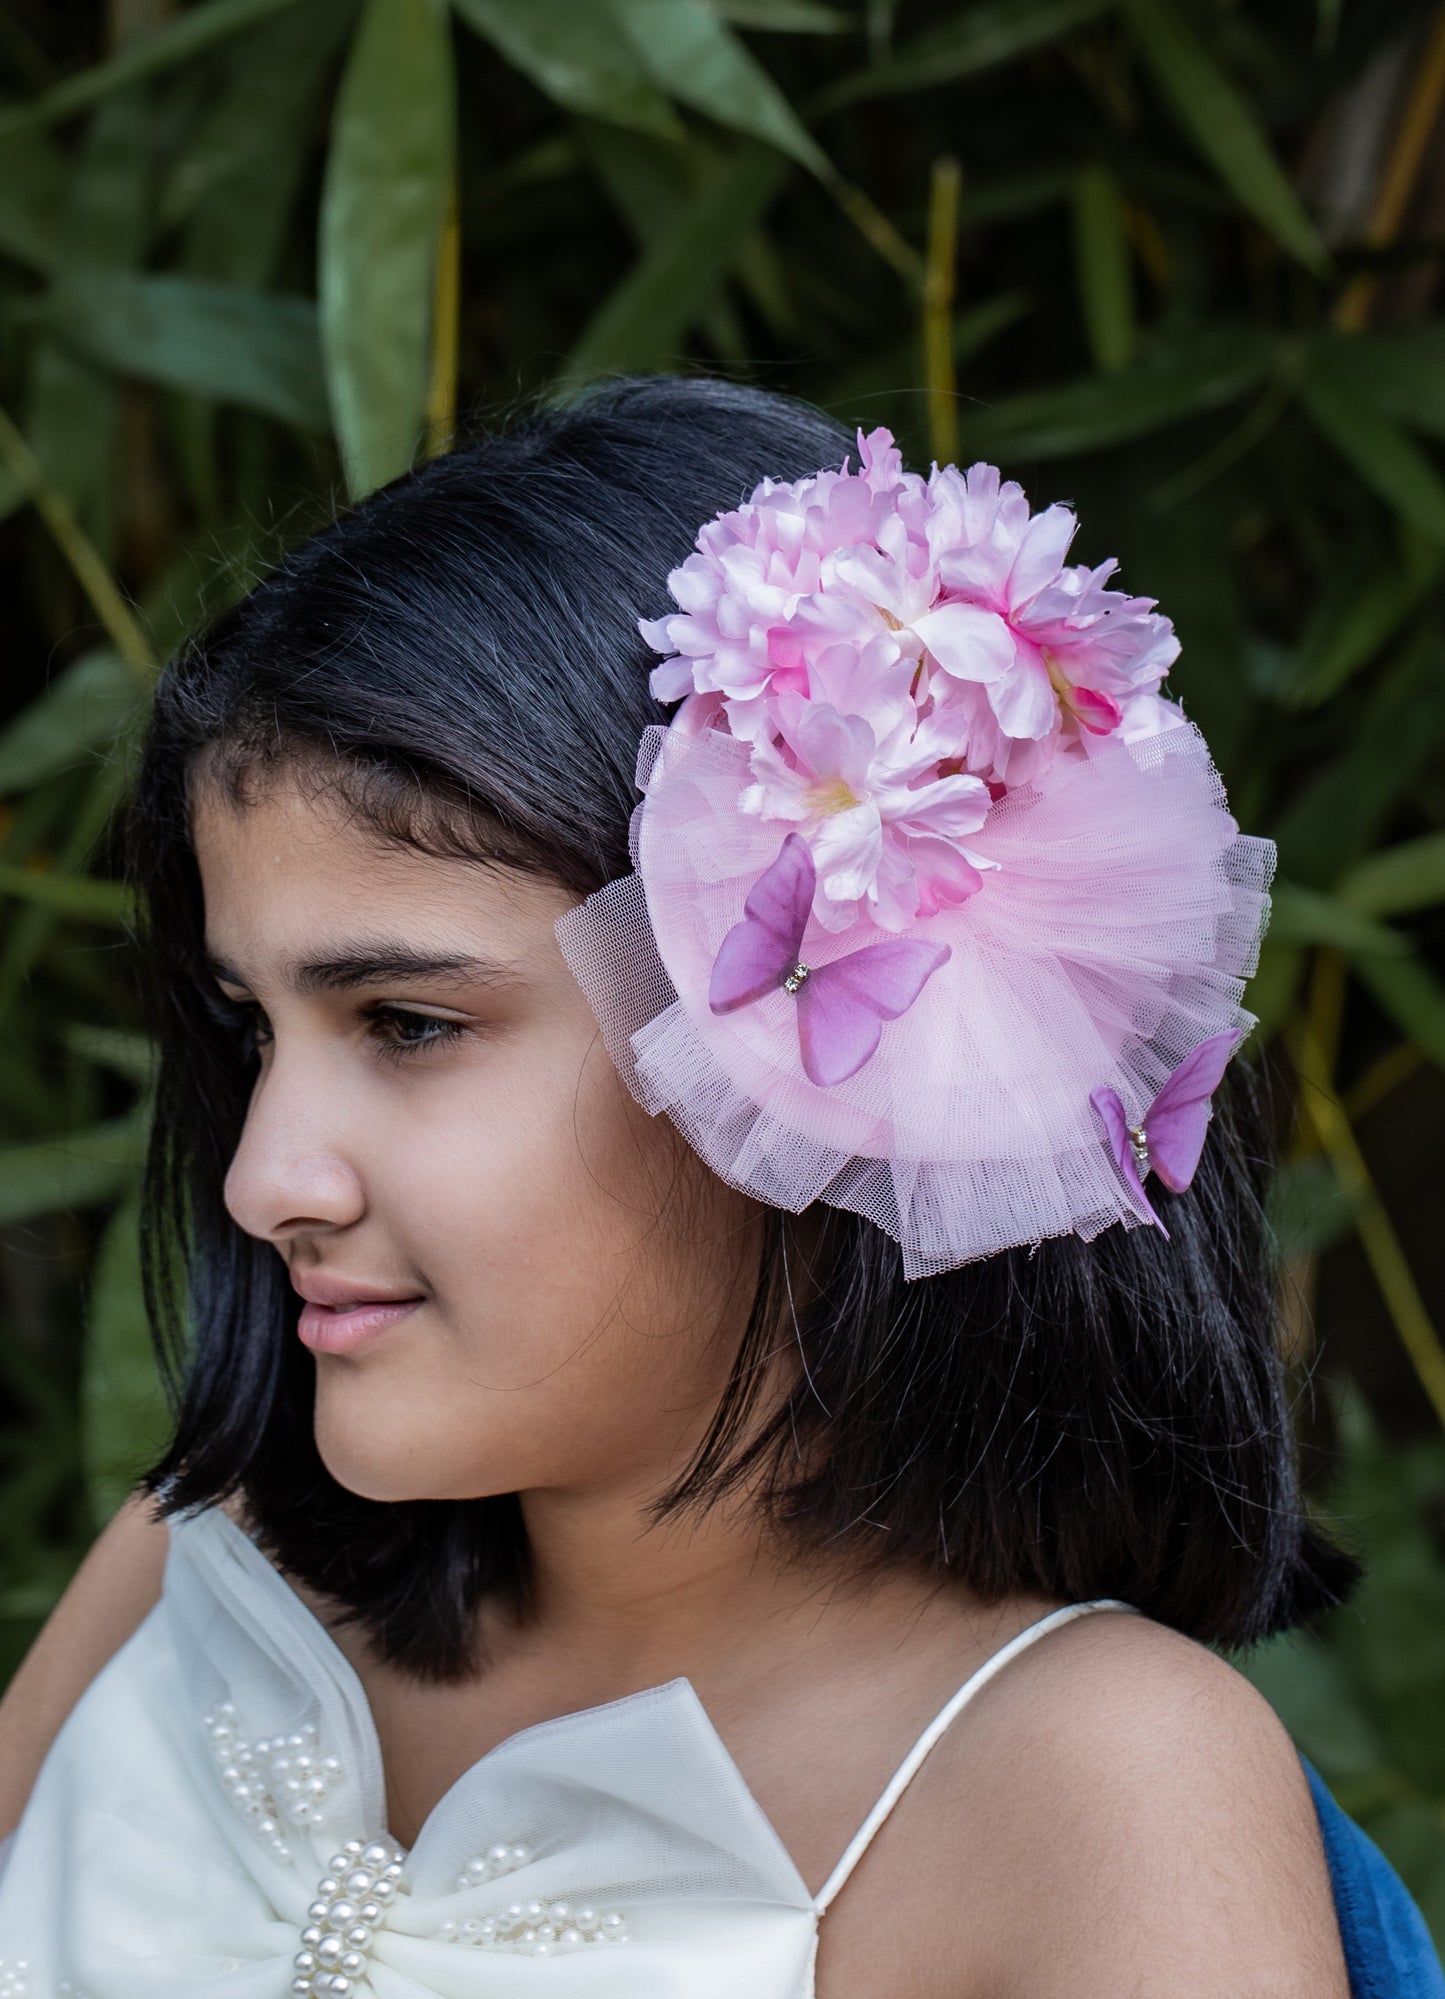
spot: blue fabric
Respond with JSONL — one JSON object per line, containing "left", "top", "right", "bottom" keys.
{"left": 1302, "top": 1755, "right": 1445, "bottom": 1997}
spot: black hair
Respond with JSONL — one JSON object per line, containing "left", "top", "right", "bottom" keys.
{"left": 132, "top": 372, "right": 1358, "bottom": 1679}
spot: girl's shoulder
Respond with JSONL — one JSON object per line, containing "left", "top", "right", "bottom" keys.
{"left": 832, "top": 1610, "right": 1352, "bottom": 1999}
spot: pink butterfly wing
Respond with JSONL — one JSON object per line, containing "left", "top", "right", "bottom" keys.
{"left": 709, "top": 833, "right": 815, "bottom": 1014}
{"left": 1089, "top": 1085, "right": 1167, "bottom": 1235}
{"left": 1142, "top": 1030, "right": 1241, "bottom": 1193}
{"left": 796, "top": 939, "right": 950, "bottom": 1089}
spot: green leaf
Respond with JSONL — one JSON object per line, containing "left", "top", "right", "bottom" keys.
{"left": 452, "top": 0, "right": 682, "bottom": 137}
{"left": 44, "top": 274, "right": 330, "bottom": 431}
{"left": 63, "top": 1024, "right": 156, "bottom": 1087}
{"left": 81, "top": 1193, "right": 170, "bottom": 1527}
{"left": 1244, "top": 1629, "right": 1388, "bottom": 1785}
{"left": 166, "top": 0, "right": 359, "bottom": 288}
{"left": 1340, "top": 833, "right": 1445, "bottom": 919}
{"left": 1263, "top": 1153, "right": 1359, "bottom": 1261}
{"left": 1266, "top": 883, "right": 1408, "bottom": 958}
{"left": 0, "top": 650, "right": 142, "bottom": 796}
{"left": 1121, "top": 0, "right": 1327, "bottom": 274}
{"left": 1272, "top": 627, "right": 1445, "bottom": 889}
{"left": 0, "top": 1116, "right": 146, "bottom": 1226}
{"left": 813, "top": 0, "right": 1111, "bottom": 110}
{"left": 1300, "top": 365, "right": 1445, "bottom": 548}
{"left": 0, "top": 0, "right": 307, "bottom": 135}
{"left": 956, "top": 327, "right": 1274, "bottom": 460}
{"left": 1313, "top": 327, "right": 1445, "bottom": 447}
{"left": 0, "top": 128, "right": 66, "bottom": 271}
{"left": 25, "top": 90, "right": 151, "bottom": 559}
{"left": 320, "top": 0, "right": 456, "bottom": 497}
{"left": 707, "top": 0, "right": 850, "bottom": 28}
{"left": 1070, "top": 164, "right": 1134, "bottom": 374}
{"left": 564, "top": 142, "right": 788, "bottom": 380}
{"left": 1352, "top": 951, "right": 1445, "bottom": 1072}
{"left": 607, "top": 0, "right": 829, "bottom": 175}
{"left": 1284, "top": 544, "right": 1443, "bottom": 710}
{"left": 0, "top": 864, "right": 132, "bottom": 927}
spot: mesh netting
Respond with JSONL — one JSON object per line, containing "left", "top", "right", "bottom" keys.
{"left": 556, "top": 717, "right": 1273, "bottom": 1280}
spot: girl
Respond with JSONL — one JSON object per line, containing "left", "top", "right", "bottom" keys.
{"left": 0, "top": 372, "right": 1434, "bottom": 1995}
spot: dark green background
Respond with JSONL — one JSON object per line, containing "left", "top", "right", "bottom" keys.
{"left": 1, "top": 0, "right": 1443, "bottom": 1937}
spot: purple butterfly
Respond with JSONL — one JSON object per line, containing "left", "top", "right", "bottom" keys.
{"left": 1089, "top": 1030, "right": 1243, "bottom": 1237}
{"left": 709, "top": 833, "right": 950, "bottom": 1089}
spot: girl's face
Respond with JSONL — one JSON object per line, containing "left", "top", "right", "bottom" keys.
{"left": 193, "top": 768, "right": 769, "bottom": 1506}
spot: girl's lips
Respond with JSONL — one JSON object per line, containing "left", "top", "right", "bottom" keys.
{"left": 296, "top": 1297, "right": 423, "bottom": 1355}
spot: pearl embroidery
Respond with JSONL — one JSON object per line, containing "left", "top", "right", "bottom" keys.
{"left": 438, "top": 1897, "right": 627, "bottom": 1954}
{"left": 204, "top": 1702, "right": 344, "bottom": 1865}
{"left": 0, "top": 1970, "right": 87, "bottom": 1998}
{"left": 453, "top": 1840, "right": 532, "bottom": 1892}
{"left": 292, "top": 1839, "right": 407, "bottom": 1996}
{"left": 440, "top": 1847, "right": 626, "bottom": 1955}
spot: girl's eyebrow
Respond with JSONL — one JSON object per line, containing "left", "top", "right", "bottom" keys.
{"left": 205, "top": 942, "right": 525, "bottom": 996}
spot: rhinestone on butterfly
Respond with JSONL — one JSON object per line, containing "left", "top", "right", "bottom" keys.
{"left": 292, "top": 1838, "right": 408, "bottom": 1997}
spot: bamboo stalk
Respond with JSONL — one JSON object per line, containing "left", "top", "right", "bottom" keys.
{"left": 923, "top": 156, "right": 962, "bottom": 468}
{"left": 0, "top": 403, "right": 153, "bottom": 682}
{"left": 1333, "top": 3, "right": 1445, "bottom": 331}
{"left": 1288, "top": 1004, "right": 1445, "bottom": 1431}
{"left": 424, "top": 179, "right": 460, "bottom": 459}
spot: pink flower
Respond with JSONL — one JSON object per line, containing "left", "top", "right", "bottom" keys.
{"left": 737, "top": 639, "right": 994, "bottom": 932}
{"left": 916, "top": 464, "right": 1179, "bottom": 768}
{"left": 638, "top": 429, "right": 1180, "bottom": 933}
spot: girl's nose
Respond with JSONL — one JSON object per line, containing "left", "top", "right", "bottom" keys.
{"left": 222, "top": 1053, "right": 366, "bottom": 1245}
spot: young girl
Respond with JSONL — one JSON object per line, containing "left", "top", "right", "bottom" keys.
{"left": 0, "top": 373, "right": 1436, "bottom": 1995}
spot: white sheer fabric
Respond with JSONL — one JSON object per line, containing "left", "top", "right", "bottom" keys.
{"left": 0, "top": 1508, "right": 1135, "bottom": 1994}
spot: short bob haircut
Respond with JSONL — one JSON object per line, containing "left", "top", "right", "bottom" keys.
{"left": 133, "top": 372, "right": 1358, "bottom": 1680}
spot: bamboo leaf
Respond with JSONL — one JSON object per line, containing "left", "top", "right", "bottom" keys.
{"left": 1284, "top": 545, "right": 1443, "bottom": 711}
{"left": 1300, "top": 366, "right": 1445, "bottom": 549}
{"left": 1353, "top": 951, "right": 1445, "bottom": 1072}
{"left": 1273, "top": 629, "right": 1445, "bottom": 888}
{"left": 25, "top": 91, "right": 151, "bottom": 560}
{"left": 0, "top": 651, "right": 142, "bottom": 796}
{"left": 81, "top": 1193, "right": 169, "bottom": 1527}
{"left": 1267, "top": 884, "right": 1409, "bottom": 958}
{"left": 707, "top": 0, "right": 851, "bottom": 28}
{"left": 813, "top": 0, "right": 1111, "bottom": 110}
{"left": 166, "top": 0, "right": 358, "bottom": 287}
{"left": 0, "top": 0, "right": 306, "bottom": 135}
{"left": 956, "top": 327, "right": 1273, "bottom": 459}
{"left": 1070, "top": 164, "right": 1134, "bottom": 374}
{"left": 320, "top": 0, "right": 456, "bottom": 497}
{"left": 43, "top": 274, "right": 330, "bottom": 431}
{"left": 1340, "top": 833, "right": 1445, "bottom": 919}
{"left": 0, "top": 864, "right": 132, "bottom": 927}
{"left": 0, "top": 1117, "right": 146, "bottom": 1227}
{"left": 1313, "top": 328, "right": 1445, "bottom": 447}
{"left": 607, "top": 0, "right": 829, "bottom": 174}
{"left": 565, "top": 143, "right": 788, "bottom": 380}
{"left": 63, "top": 1025, "right": 155, "bottom": 1087}
{"left": 1121, "top": 0, "right": 1327, "bottom": 273}
{"left": 451, "top": 0, "right": 682, "bottom": 137}
{"left": 0, "top": 129, "right": 66, "bottom": 271}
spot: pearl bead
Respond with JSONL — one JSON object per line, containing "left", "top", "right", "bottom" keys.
{"left": 290, "top": 1836, "right": 407, "bottom": 1998}
{"left": 203, "top": 1697, "right": 344, "bottom": 1861}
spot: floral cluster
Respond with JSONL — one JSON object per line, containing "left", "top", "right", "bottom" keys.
{"left": 640, "top": 428, "right": 1182, "bottom": 932}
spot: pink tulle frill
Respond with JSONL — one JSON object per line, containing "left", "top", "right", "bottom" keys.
{"left": 555, "top": 714, "right": 1273, "bottom": 1280}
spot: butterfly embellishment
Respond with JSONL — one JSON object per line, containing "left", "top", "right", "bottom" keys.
{"left": 709, "top": 832, "right": 950, "bottom": 1089}
{"left": 1089, "top": 1030, "right": 1243, "bottom": 1236}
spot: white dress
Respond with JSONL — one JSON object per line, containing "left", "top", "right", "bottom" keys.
{"left": 0, "top": 1505, "right": 1137, "bottom": 1995}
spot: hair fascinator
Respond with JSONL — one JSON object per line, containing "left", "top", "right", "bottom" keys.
{"left": 555, "top": 429, "right": 1274, "bottom": 1279}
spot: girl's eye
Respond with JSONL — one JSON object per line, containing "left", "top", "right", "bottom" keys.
{"left": 365, "top": 1006, "right": 465, "bottom": 1060}
{"left": 203, "top": 988, "right": 272, "bottom": 1054}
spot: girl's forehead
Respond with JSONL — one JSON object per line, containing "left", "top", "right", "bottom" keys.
{"left": 191, "top": 778, "right": 576, "bottom": 979}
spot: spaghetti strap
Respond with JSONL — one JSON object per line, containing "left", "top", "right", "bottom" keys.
{"left": 812, "top": 1597, "right": 1141, "bottom": 1915}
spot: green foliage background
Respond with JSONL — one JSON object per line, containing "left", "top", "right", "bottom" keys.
{"left": 1, "top": 0, "right": 1444, "bottom": 1937}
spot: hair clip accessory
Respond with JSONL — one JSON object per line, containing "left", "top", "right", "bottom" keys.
{"left": 556, "top": 429, "right": 1274, "bottom": 1279}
